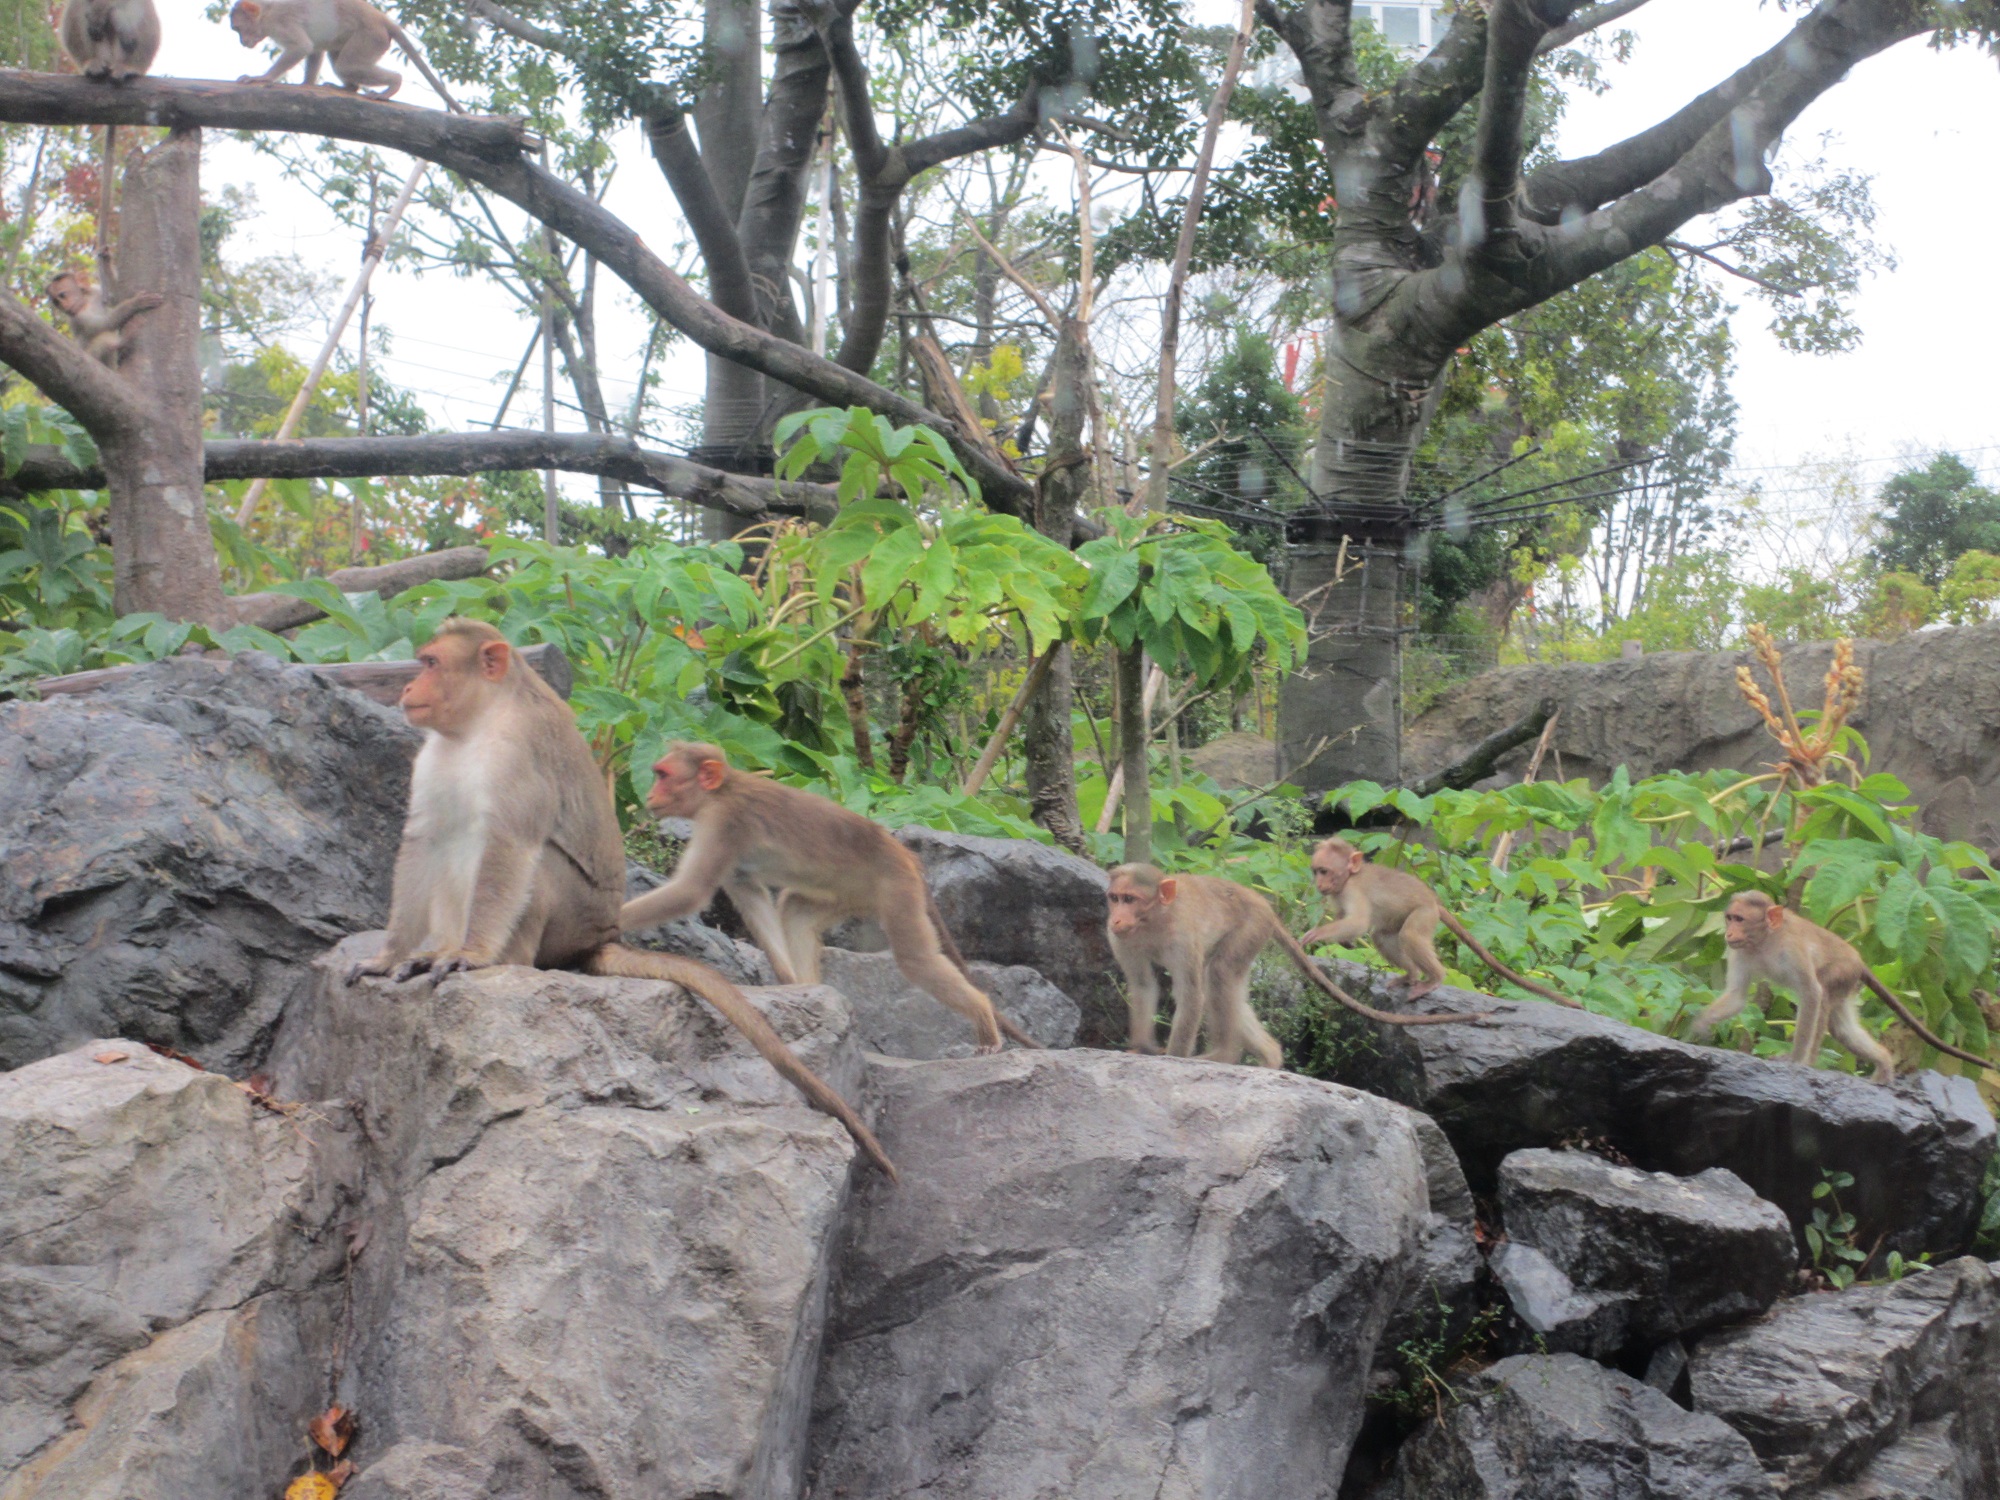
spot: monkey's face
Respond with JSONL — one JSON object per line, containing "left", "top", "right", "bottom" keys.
{"left": 401, "top": 633, "right": 505, "bottom": 733}
{"left": 1106, "top": 876, "right": 1167, "bottom": 937}
{"left": 46, "top": 276, "right": 85, "bottom": 314}
{"left": 228, "top": 1, "right": 264, "bottom": 44}
{"left": 1311, "top": 842, "right": 1360, "bottom": 897}
{"left": 647, "top": 755, "right": 704, "bottom": 817}
{"left": 1723, "top": 898, "right": 1776, "bottom": 950}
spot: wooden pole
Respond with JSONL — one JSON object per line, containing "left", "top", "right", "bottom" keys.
{"left": 235, "top": 158, "right": 425, "bottom": 528}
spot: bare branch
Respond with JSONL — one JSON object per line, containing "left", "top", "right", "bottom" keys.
{"left": 644, "top": 109, "right": 758, "bottom": 322}
{"left": 467, "top": 0, "right": 569, "bottom": 55}
{"left": 0, "top": 287, "right": 150, "bottom": 440}
{"left": 1470, "top": 0, "right": 1579, "bottom": 248}
{"left": 0, "top": 432, "right": 840, "bottom": 518}
{"left": 1536, "top": 0, "right": 1651, "bottom": 54}
{"left": 1664, "top": 239, "right": 1802, "bottom": 296}
{"left": 0, "top": 74, "right": 1035, "bottom": 517}
{"left": 230, "top": 545, "right": 494, "bottom": 631}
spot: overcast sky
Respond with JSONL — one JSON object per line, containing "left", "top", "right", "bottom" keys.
{"left": 154, "top": 0, "right": 2000, "bottom": 508}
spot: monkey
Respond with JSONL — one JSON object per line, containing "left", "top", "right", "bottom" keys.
{"left": 229, "top": 0, "right": 463, "bottom": 109}
{"left": 1106, "top": 863, "right": 1487, "bottom": 1065}
{"left": 618, "top": 743, "right": 1040, "bottom": 1056}
{"left": 57, "top": 0, "right": 160, "bottom": 270}
{"left": 1304, "top": 837, "right": 1584, "bottom": 1009}
{"left": 47, "top": 270, "right": 161, "bottom": 365}
{"left": 1689, "top": 890, "right": 1998, "bottom": 1084}
{"left": 344, "top": 619, "right": 895, "bottom": 1179}
{"left": 59, "top": 0, "right": 159, "bottom": 80}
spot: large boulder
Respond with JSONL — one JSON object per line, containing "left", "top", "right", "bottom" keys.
{"left": 806, "top": 1051, "right": 1438, "bottom": 1500}
{"left": 0, "top": 1042, "right": 350, "bottom": 1496}
{"left": 1378, "top": 1115, "right": 1485, "bottom": 1379}
{"left": 1385, "top": 1353, "right": 1776, "bottom": 1499}
{"left": 814, "top": 947, "right": 1079, "bottom": 1057}
{"left": 267, "top": 936, "right": 867, "bottom": 1499}
{"left": 0, "top": 654, "right": 415, "bottom": 1072}
{"left": 1690, "top": 1256, "right": 2000, "bottom": 1496}
{"left": 1308, "top": 965, "right": 1995, "bottom": 1258}
{"left": 880, "top": 826, "right": 1123, "bottom": 1044}
{"left": 1405, "top": 624, "right": 2000, "bottom": 851}
{"left": 1491, "top": 1149, "right": 1796, "bottom": 1357}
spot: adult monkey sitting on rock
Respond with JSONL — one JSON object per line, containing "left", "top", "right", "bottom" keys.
{"left": 619, "top": 742, "right": 1039, "bottom": 1053}
{"left": 1305, "top": 836, "right": 1583, "bottom": 1008}
{"left": 1691, "top": 889, "right": 1998, "bottom": 1083}
{"left": 346, "top": 618, "right": 894, "bottom": 1179}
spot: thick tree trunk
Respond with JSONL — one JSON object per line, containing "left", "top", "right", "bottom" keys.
{"left": 1279, "top": 539, "right": 1402, "bottom": 793}
{"left": 1022, "top": 317, "right": 1091, "bottom": 852}
{"left": 103, "top": 128, "right": 224, "bottom": 625}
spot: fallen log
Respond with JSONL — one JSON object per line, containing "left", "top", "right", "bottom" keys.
{"left": 34, "top": 640, "right": 573, "bottom": 705}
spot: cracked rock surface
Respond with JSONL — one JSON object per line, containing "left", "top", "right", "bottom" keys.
{"left": 0, "top": 655, "right": 416, "bottom": 1073}
{"left": 805, "top": 1052, "right": 1437, "bottom": 1500}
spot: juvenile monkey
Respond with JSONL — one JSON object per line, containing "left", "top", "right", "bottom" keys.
{"left": 229, "top": 0, "right": 463, "bottom": 107}
{"left": 1305, "top": 837, "right": 1583, "bottom": 1008}
{"left": 1106, "top": 863, "right": 1485, "bottom": 1064}
{"left": 59, "top": 0, "right": 160, "bottom": 80}
{"left": 1690, "top": 890, "right": 1997, "bottom": 1083}
{"left": 619, "top": 743, "right": 1035, "bottom": 1055}
{"left": 348, "top": 620, "right": 894, "bottom": 1178}
{"left": 47, "top": 270, "right": 162, "bottom": 365}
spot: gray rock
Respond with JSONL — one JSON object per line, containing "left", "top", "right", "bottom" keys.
{"left": 1377, "top": 1115, "right": 1485, "bottom": 1379}
{"left": 1809, "top": 1418, "right": 1972, "bottom": 1500}
{"left": 1388, "top": 1353, "right": 1776, "bottom": 1499}
{"left": 1690, "top": 1256, "right": 2000, "bottom": 1494}
{"left": 0, "top": 1042, "right": 348, "bottom": 1478}
{"left": 807, "top": 1052, "right": 1437, "bottom": 1500}
{"left": 1488, "top": 1241, "right": 1629, "bottom": 1358}
{"left": 0, "top": 653, "right": 416, "bottom": 1072}
{"left": 878, "top": 825, "right": 1123, "bottom": 1045}
{"left": 1309, "top": 965, "right": 1995, "bottom": 1258}
{"left": 1404, "top": 623, "right": 2000, "bottom": 856}
{"left": 272, "top": 938, "right": 867, "bottom": 1499}
{"left": 1494, "top": 1149, "right": 1796, "bottom": 1355}
{"left": 1187, "top": 730, "right": 1279, "bottom": 790}
{"left": 814, "top": 947, "right": 1080, "bottom": 1057}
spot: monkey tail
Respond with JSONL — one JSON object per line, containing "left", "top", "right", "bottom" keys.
{"left": 1860, "top": 971, "right": 2000, "bottom": 1076}
{"left": 96, "top": 124, "right": 117, "bottom": 275}
{"left": 587, "top": 943, "right": 898, "bottom": 1181}
{"left": 385, "top": 21, "right": 464, "bottom": 113}
{"left": 924, "top": 887, "right": 1043, "bottom": 1049}
{"left": 1435, "top": 909, "right": 1584, "bottom": 1009}
{"left": 1271, "top": 927, "right": 1490, "bottom": 1026}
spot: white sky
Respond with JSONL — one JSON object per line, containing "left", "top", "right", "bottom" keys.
{"left": 148, "top": 0, "right": 2000, "bottom": 507}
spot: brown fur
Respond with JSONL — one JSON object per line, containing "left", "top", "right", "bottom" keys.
{"left": 47, "top": 271, "right": 161, "bottom": 366}
{"left": 229, "top": 0, "right": 461, "bottom": 107}
{"left": 348, "top": 623, "right": 894, "bottom": 1179}
{"left": 1106, "top": 863, "right": 1485, "bottom": 1066}
{"left": 1692, "top": 890, "right": 1996, "bottom": 1083}
{"left": 620, "top": 742, "right": 1032, "bottom": 1054}
{"left": 1306, "top": 837, "right": 1583, "bottom": 1008}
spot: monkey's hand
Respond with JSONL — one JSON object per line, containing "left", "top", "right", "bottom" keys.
{"left": 388, "top": 952, "right": 446, "bottom": 984}
{"left": 344, "top": 956, "right": 397, "bottom": 986}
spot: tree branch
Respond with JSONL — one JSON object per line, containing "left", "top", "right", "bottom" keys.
{"left": 1664, "top": 238, "right": 1801, "bottom": 296}
{"left": 1469, "top": 0, "right": 1578, "bottom": 248}
{"left": 644, "top": 108, "right": 759, "bottom": 322}
{"left": 467, "top": 0, "right": 570, "bottom": 55}
{"left": 1537, "top": 0, "right": 1931, "bottom": 296}
{"left": 0, "top": 432, "right": 840, "bottom": 518}
{"left": 1536, "top": 0, "right": 1651, "bottom": 53}
{"left": 229, "top": 545, "right": 493, "bottom": 631}
{"left": 0, "top": 288, "right": 151, "bottom": 441}
{"left": 0, "top": 73, "right": 1034, "bottom": 516}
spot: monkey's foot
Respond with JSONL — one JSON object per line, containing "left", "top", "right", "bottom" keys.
{"left": 344, "top": 960, "right": 393, "bottom": 987}
{"left": 390, "top": 955, "right": 442, "bottom": 984}
{"left": 1404, "top": 979, "right": 1440, "bottom": 999}
{"left": 426, "top": 952, "right": 493, "bottom": 981}
{"left": 975, "top": 1039, "right": 1004, "bottom": 1056}
{"left": 1128, "top": 1040, "right": 1162, "bottom": 1055}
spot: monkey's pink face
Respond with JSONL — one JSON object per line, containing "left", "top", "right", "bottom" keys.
{"left": 402, "top": 635, "right": 507, "bottom": 733}
{"left": 647, "top": 757, "right": 702, "bottom": 817}
{"left": 1311, "top": 853, "right": 1358, "bottom": 896}
{"left": 1723, "top": 900, "right": 1778, "bottom": 950}
{"left": 1106, "top": 877, "right": 1169, "bottom": 937}
{"left": 228, "top": 2, "right": 263, "bottom": 44}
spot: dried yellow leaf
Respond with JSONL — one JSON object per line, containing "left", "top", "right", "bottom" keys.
{"left": 284, "top": 1474, "right": 339, "bottom": 1500}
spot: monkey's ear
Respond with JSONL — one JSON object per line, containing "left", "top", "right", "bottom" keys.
{"left": 477, "top": 639, "right": 511, "bottom": 680}
{"left": 695, "top": 757, "right": 725, "bottom": 791}
{"left": 1347, "top": 850, "right": 1364, "bottom": 873}
{"left": 1157, "top": 878, "right": 1178, "bottom": 904}
{"left": 1766, "top": 904, "right": 1784, "bottom": 929}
